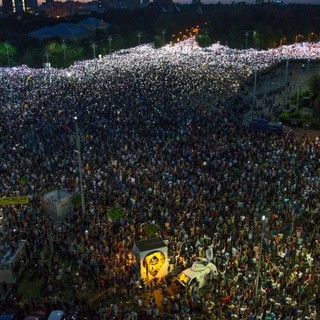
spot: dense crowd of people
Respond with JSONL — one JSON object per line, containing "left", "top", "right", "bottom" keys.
{"left": 0, "top": 38, "right": 320, "bottom": 319}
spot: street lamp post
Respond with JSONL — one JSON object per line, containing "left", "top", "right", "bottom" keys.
{"left": 254, "top": 214, "right": 266, "bottom": 306}
{"left": 171, "top": 34, "right": 175, "bottom": 45}
{"left": 295, "top": 34, "right": 303, "bottom": 43}
{"left": 297, "top": 86, "right": 300, "bottom": 107}
{"left": 74, "top": 117, "right": 85, "bottom": 216}
{"left": 284, "top": 58, "right": 289, "bottom": 88}
{"left": 45, "top": 48, "right": 49, "bottom": 64}
{"left": 47, "top": 118, "right": 108, "bottom": 217}
{"left": 244, "top": 30, "right": 250, "bottom": 49}
{"left": 284, "top": 58, "right": 289, "bottom": 105}
{"left": 308, "top": 32, "right": 314, "bottom": 42}
{"left": 91, "top": 42, "right": 96, "bottom": 59}
{"left": 62, "top": 41, "right": 67, "bottom": 67}
{"left": 295, "top": 79, "right": 307, "bottom": 108}
{"left": 45, "top": 48, "right": 51, "bottom": 84}
{"left": 137, "top": 32, "right": 142, "bottom": 46}
{"left": 253, "top": 68, "right": 257, "bottom": 107}
{"left": 108, "top": 36, "right": 113, "bottom": 54}
{"left": 162, "top": 29, "right": 166, "bottom": 46}
{"left": 279, "top": 37, "right": 286, "bottom": 47}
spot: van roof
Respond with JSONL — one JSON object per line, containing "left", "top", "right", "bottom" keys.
{"left": 181, "top": 267, "right": 205, "bottom": 278}
{"left": 180, "top": 261, "right": 217, "bottom": 278}
{"left": 47, "top": 310, "right": 64, "bottom": 320}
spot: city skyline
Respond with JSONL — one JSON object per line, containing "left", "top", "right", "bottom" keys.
{"left": 181, "top": 0, "right": 320, "bottom": 4}
{"left": 2, "top": 0, "right": 320, "bottom": 7}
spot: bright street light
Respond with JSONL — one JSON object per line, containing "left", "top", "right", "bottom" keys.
{"left": 279, "top": 37, "right": 286, "bottom": 47}
{"left": 137, "top": 32, "right": 142, "bottom": 46}
{"left": 254, "top": 214, "right": 267, "bottom": 306}
{"left": 243, "top": 30, "right": 250, "bottom": 48}
{"left": 295, "top": 34, "right": 303, "bottom": 43}
{"left": 91, "top": 42, "right": 97, "bottom": 59}
{"left": 47, "top": 117, "right": 108, "bottom": 216}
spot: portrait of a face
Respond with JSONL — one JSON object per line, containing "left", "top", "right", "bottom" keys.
{"left": 143, "top": 251, "right": 166, "bottom": 277}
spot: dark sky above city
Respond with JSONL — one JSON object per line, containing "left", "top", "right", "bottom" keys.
{"left": 178, "top": 0, "right": 320, "bottom": 3}
{"left": 3, "top": 0, "right": 320, "bottom": 5}
{"left": 1, "top": 0, "right": 319, "bottom": 14}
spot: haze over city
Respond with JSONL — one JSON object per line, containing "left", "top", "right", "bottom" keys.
{"left": 2, "top": 0, "right": 320, "bottom": 6}
{"left": 183, "top": 0, "right": 320, "bottom": 3}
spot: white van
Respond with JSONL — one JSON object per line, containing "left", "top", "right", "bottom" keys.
{"left": 173, "top": 258, "right": 218, "bottom": 292}
{"left": 47, "top": 311, "right": 65, "bottom": 320}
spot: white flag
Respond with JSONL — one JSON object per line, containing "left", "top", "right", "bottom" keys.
{"left": 206, "top": 247, "right": 213, "bottom": 262}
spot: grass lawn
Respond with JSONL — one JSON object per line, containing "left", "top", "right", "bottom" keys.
{"left": 18, "top": 267, "right": 44, "bottom": 300}
{"left": 16, "top": 252, "right": 126, "bottom": 307}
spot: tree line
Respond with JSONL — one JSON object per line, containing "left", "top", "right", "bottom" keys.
{"left": 0, "top": 3, "right": 320, "bottom": 68}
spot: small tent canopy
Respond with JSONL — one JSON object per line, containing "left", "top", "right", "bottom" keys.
{"left": 42, "top": 189, "right": 73, "bottom": 219}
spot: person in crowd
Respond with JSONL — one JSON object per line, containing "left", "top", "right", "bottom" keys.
{"left": 0, "top": 38, "right": 319, "bottom": 319}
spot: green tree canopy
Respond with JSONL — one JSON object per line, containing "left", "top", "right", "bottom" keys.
{"left": 107, "top": 207, "right": 125, "bottom": 221}
{"left": 45, "top": 41, "right": 85, "bottom": 68}
{"left": 154, "top": 35, "right": 163, "bottom": 49}
{"left": 0, "top": 42, "right": 16, "bottom": 66}
{"left": 195, "top": 33, "right": 212, "bottom": 47}
{"left": 144, "top": 223, "right": 160, "bottom": 237}
{"left": 253, "top": 26, "right": 278, "bottom": 49}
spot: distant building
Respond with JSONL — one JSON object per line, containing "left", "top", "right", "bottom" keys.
{"left": 28, "top": 22, "right": 91, "bottom": 40}
{"left": 77, "top": 17, "right": 109, "bottom": 31}
{"left": 39, "top": 1, "right": 104, "bottom": 17}
{"left": 106, "top": 0, "right": 149, "bottom": 9}
{"left": 2, "top": 0, "right": 14, "bottom": 13}
{"left": 2, "top": 0, "right": 37, "bottom": 13}
{"left": 2, "top": 0, "right": 25, "bottom": 13}
{"left": 25, "top": 0, "right": 38, "bottom": 12}
{"left": 76, "top": 1, "right": 103, "bottom": 14}
{"left": 39, "top": 1, "right": 81, "bottom": 17}
{"left": 28, "top": 18, "right": 109, "bottom": 40}
{"left": 14, "top": 0, "right": 26, "bottom": 12}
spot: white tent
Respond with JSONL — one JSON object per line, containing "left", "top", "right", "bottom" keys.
{"left": 42, "top": 189, "right": 73, "bottom": 219}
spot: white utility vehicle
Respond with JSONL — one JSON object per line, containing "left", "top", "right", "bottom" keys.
{"left": 173, "top": 258, "right": 218, "bottom": 292}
